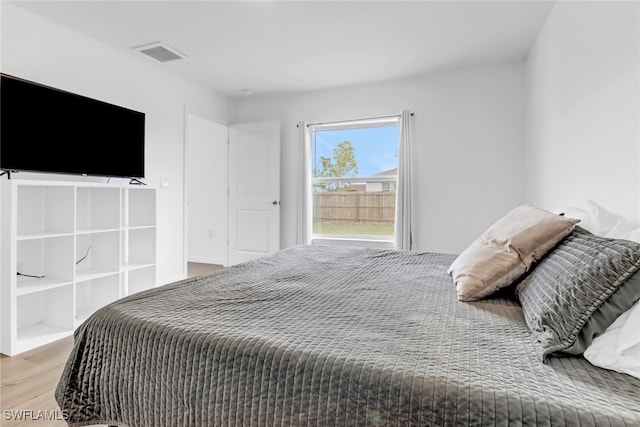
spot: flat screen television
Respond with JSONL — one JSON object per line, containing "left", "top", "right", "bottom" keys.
{"left": 1, "top": 73, "right": 145, "bottom": 179}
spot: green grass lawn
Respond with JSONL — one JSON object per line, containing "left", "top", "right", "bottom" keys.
{"left": 313, "top": 221, "right": 394, "bottom": 236}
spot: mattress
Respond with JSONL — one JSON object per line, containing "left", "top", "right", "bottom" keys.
{"left": 55, "top": 245, "right": 640, "bottom": 426}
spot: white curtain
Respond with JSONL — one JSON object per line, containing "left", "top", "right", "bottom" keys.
{"left": 394, "top": 111, "right": 414, "bottom": 250}
{"left": 296, "top": 121, "right": 313, "bottom": 245}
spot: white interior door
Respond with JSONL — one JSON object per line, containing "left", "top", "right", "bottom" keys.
{"left": 228, "top": 121, "right": 280, "bottom": 266}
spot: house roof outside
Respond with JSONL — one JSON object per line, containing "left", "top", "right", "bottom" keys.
{"left": 335, "top": 169, "right": 397, "bottom": 192}
{"left": 373, "top": 168, "right": 398, "bottom": 177}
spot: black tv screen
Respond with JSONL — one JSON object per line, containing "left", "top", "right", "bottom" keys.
{"left": 1, "top": 74, "right": 145, "bottom": 179}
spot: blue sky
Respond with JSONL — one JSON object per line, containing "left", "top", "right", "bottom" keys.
{"left": 312, "top": 126, "right": 399, "bottom": 177}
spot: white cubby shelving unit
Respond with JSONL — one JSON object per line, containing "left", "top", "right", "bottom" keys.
{"left": 1, "top": 180, "right": 157, "bottom": 356}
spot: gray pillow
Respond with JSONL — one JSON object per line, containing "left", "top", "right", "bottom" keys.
{"left": 515, "top": 226, "right": 640, "bottom": 361}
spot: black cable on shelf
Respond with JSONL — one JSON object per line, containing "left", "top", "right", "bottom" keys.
{"left": 17, "top": 272, "right": 44, "bottom": 279}
{"left": 76, "top": 246, "right": 92, "bottom": 265}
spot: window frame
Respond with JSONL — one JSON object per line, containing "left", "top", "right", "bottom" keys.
{"left": 308, "top": 116, "right": 400, "bottom": 248}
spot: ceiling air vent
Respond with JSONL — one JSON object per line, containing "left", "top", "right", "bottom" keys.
{"left": 133, "top": 42, "right": 187, "bottom": 62}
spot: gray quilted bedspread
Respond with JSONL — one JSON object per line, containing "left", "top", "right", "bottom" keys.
{"left": 56, "top": 245, "right": 640, "bottom": 426}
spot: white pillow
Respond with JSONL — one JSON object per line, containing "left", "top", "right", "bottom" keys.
{"left": 555, "top": 206, "right": 588, "bottom": 223}
{"left": 584, "top": 299, "right": 640, "bottom": 379}
{"left": 556, "top": 201, "right": 640, "bottom": 242}
{"left": 584, "top": 201, "right": 639, "bottom": 238}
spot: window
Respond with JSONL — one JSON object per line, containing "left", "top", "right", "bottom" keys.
{"left": 310, "top": 117, "right": 400, "bottom": 244}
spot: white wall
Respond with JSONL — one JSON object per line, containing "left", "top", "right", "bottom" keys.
{"left": 234, "top": 63, "right": 526, "bottom": 254}
{"left": 186, "top": 114, "right": 228, "bottom": 266}
{"left": 1, "top": 3, "right": 233, "bottom": 284}
{"left": 525, "top": 1, "right": 640, "bottom": 221}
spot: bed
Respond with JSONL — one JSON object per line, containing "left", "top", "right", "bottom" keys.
{"left": 55, "top": 227, "right": 640, "bottom": 426}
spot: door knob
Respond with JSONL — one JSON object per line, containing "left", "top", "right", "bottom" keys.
{"left": 271, "top": 200, "right": 279, "bottom": 205}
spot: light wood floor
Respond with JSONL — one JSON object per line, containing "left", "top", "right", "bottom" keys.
{"left": 0, "top": 263, "right": 223, "bottom": 427}
{"left": 187, "top": 261, "right": 224, "bottom": 278}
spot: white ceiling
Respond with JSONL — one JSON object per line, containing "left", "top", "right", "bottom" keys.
{"left": 10, "top": 1, "right": 556, "bottom": 99}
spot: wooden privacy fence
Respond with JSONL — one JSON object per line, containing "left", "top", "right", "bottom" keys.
{"left": 313, "top": 191, "right": 396, "bottom": 223}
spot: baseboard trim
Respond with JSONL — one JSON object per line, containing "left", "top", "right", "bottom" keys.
{"left": 188, "top": 256, "right": 224, "bottom": 265}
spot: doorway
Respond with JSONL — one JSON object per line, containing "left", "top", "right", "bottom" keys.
{"left": 184, "top": 114, "right": 281, "bottom": 274}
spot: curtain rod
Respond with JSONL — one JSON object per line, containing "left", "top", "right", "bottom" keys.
{"left": 298, "top": 112, "right": 414, "bottom": 128}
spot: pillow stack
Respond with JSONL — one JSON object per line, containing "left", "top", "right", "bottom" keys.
{"left": 448, "top": 205, "right": 640, "bottom": 368}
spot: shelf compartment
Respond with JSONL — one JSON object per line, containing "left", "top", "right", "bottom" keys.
{"left": 16, "top": 236, "right": 74, "bottom": 292}
{"left": 75, "top": 231, "right": 120, "bottom": 279}
{"left": 17, "top": 231, "right": 74, "bottom": 241}
{"left": 76, "top": 268, "right": 121, "bottom": 283}
{"left": 16, "top": 285, "right": 74, "bottom": 353}
{"left": 128, "top": 225, "right": 155, "bottom": 231}
{"left": 127, "top": 266, "right": 156, "bottom": 295}
{"left": 75, "top": 275, "right": 120, "bottom": 326}
{"left": 127, "top": 188, "right": 156, "bottom": 228}
{"left": 17, "top": 185, "right": 74, "bottom": 236}
{"left": 76, "top": 187, "right": 121, "bottom": 232}
{"left": 122, "top": 260, "right": 156, "bottom": 272}
{"left": 16, "top": 276, "right": 74, "bottom": 296}
{"left": 126, "top": 227, "right": 156, "bottom": 266}
{"left": 76, "top": 228, "right": 120, "bottom": 237}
